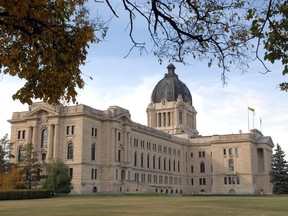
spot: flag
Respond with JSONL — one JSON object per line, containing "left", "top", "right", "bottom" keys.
{"left": 248, "top": 107, "right": 255, "bottom": 113}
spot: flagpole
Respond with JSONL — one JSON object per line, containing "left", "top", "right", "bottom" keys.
{"left": 252, "top": 112, "right": 255, "bottom": 129}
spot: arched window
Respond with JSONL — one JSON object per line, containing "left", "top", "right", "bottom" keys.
{"left": 91, "top": 144, "right": 96, "bottom": 160}
{"left": 229, "top": 160, "right": 234, "bottom": 172}
{"left": 67, "top": 143, "right": 73, "bottom": 160}
{"left": 18, "top": 146, "right": 25, "bottom": 162}
{"left": 173, "top": 160, "right": 176, "bottom": 172}
{"left": 141, "top": 153, "right": 144, "bottom": 167}
{"left": 200, "top": 162, "right": 205, "bottom": 173}
{"left": 41, "top": 129, "right": 48, "bottom": 148}
{"left": 179, "top": 111, "right": 183, "bottom": 125}
{"left": 147, "top": 154, "right": 150, "bottom": 168}
{"left": 134, "top": 152, "right": 137, "bottom": 167}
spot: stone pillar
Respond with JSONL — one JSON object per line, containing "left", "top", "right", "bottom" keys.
{"left": 53, "top": 124, "right": 59, "bottom": 159}
{"left": 47, "top": 124, "right": 54, "bottom": 160}
{"left": 28, "top": 126, "right": 33, "bottom": 144}
{"left": 32, "top": 126, "right": 38, "bottom": 150}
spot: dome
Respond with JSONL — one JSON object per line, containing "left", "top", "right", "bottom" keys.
{"left": 151, "top": 64, "right": 192, "bottom": 105}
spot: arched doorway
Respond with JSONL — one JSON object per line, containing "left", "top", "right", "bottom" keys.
{"left": 92, "top": 187, "right": 97, "bottom": 193}
{"left": 229, "top": 189, "right": 235, "bottom": 194}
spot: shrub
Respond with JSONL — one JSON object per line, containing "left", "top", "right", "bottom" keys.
{"left": 0, "top": 189, "right": 52, "bottom": 200}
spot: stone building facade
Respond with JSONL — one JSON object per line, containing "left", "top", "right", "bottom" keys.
{"left": 9, "top": 64, "right": 274, "bottom": 194}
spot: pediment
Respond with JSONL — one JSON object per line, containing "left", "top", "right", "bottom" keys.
{"left": 112, "top": 113, "right": 133, "bottom": 125}
{"left": 26, "top": 104, "right": 61, "bottom": 119}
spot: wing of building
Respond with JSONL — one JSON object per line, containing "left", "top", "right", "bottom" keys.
{"left": 8, "top": 64, "right": 274, "bottom": 194}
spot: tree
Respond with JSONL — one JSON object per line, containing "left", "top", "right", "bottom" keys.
{"left": 19, "top": 143, "right": 43, "bottom": 189}
{"left": 1, "top": 0, "right": 287, "bottom": 105}
{"left": 0, "top": 134, "right": 14, "bottom": 174}
{"left": 42, "top": 160, "right": 71, "bottom": 194}
{"left": 0, "top": 167, "right": 24, "bottom": 190}
{"left": 105, "top": 0, "right": 287, "bottom": 87}
{"left": 0, "top": 0, "right": 107, "bottom": 104}
{"left": 270, "top": 143, "right": 288, "bottom": 194}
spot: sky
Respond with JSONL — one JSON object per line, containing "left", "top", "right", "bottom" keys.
{"left": 1, "top": 1, "right": 287, "bottom": 155}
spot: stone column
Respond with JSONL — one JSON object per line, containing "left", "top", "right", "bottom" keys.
{"left": 32, "top": 126, "right": 38, "bottom": 150}
{"left": 53, "top": 124, "right": 59, "bottom": 159}
{"left": 47, "top": 124, "right": 54, "bottom": 160}
{"left": 28, "top": 126, "right": 33, "bottom": 144}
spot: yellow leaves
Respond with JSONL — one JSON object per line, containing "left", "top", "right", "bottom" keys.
{"left": 0, "top": 0, "right": 101, "bottom": 105}
{"left": 0, "top": 167, "right": 24, "bottom": 191}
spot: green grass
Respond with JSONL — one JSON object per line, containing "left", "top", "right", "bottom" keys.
{"left": 1, "top": 194, "right": 288, "bottom": 216}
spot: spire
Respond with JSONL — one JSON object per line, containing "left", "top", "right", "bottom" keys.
{"left": 166, "top": 63, "right": 177, "bottom": 77}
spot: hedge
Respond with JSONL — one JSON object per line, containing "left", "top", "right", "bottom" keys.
{"left": 0, "top": 189, "right": 53, "bottom": 200}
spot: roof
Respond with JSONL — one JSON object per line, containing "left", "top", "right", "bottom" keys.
{"left": 151, "top": 64, "right": 192, "bottom": 105}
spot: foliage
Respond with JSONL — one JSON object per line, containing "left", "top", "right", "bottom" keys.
{"left": 18, "top": 143, "right": 43, "bottom": 189}
{"left": 42, "top": 160, "right": 71, "bottom": 194}
{"left": 105, "top": 0, "right": 287, "bottom": 87}
{"left": 0, "top": 0, "right": 107, "bottom": 104}
{"left": 0, "top": 189, "right": 52, "bottom": 200}
{"left": 247, "top": 0, "right": 288, "bottom": 90}
{"left": 0, "top": 167, "right": 25, "bottom": 191}
{"left": 269, "top": 143, "right": 288, "bottom": 194}
{"left": 1, "top": 0, "right": 287, "bottom": 105}
{"left": 0, "top": 134, "right": 14, "bottom": 174}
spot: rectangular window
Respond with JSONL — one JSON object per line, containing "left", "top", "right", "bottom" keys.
{"left": 18, "top": 131, "right": 21, "bottom": 139}
{"left": 236, "top": 177, "right": 240, "bottom": 184}
{"left": 191, "top": 165, "right": 194, "bottom": 173}
{"left": 202, "top": 151, "right": 205, "bottom": 157}
{"left": 223, "top": 149, "right": 226, "bottom": 156}
{"left": 191, "top": 152, "right": 193, "bottom": 157}
{"left": 224, "top": 177, "right": 227, "bottom": 184}
{"left": 199, "top": 178, "right": 202, "bottom": 185}
{"left": 91, "top": 169, "right": 94, "bottom": 179}
{"left": 22, "top": 130, "right": 26, "bottom": 139}
{"left": 199, "top": 151, "right": 201, "bottom": 157}
{"left": 66, "top": 126, "right": 70, "bottom": 135}
{"left": 158, "top": 145, "right": 162, "bottom": 152}
{"left": 191, "top": 178, "right": 194, "bottom": 185}
{"left": 203, "top": 178, "right": 206, "bottom": 185}
{"left": 118, "top": 150, "right": 121, "bottom": 162}
{"left": 92, "top": 127, "right": 97, "bottom": 137}
{"left": 118, "top": 132, "right": 121, "bottom": 141}
{"left": 71, "top": 126, "right": 75, "bottom": 135}
{"left": 69, "top": 168, "right": 73, "bottom": 179}
{"left": 235, "top": 148, "right": 238, "bottom": 155}
{"left": 229, "top": 148, "right": 232, "bottom": 155}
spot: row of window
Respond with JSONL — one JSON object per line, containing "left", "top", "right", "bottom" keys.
{"left": 134, "top": 173, "right": 183, "bottom": 185}
{"left": 191, "top": 162, "right": 206, "bottom": 173}
{"left": 133, "top": 139, "right": 181, "bottom": 156}
{"left": 134, "top": 152, "right": 181, "bottom": 172}
{"left": 67, "top": 143, "right": 96, "bottom": 161}
{"left": 224, "top": 176, "right": 240, "bottom": 185}
{"left": 223, "top": 148, "right": 238, "bottom": 156}
{"left": 190, "top": 151, "right": 205, "bottom": 158}
{"left": 17, "top": 125, "right": 98, "bottom": 141}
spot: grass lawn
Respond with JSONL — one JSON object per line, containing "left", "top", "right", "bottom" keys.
{"left": 1, "top": 194, "right": 288, "bottom": 216}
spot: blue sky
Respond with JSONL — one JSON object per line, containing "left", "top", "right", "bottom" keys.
{"left": 1, "top": 1, "right": 287, "bottom": 155}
